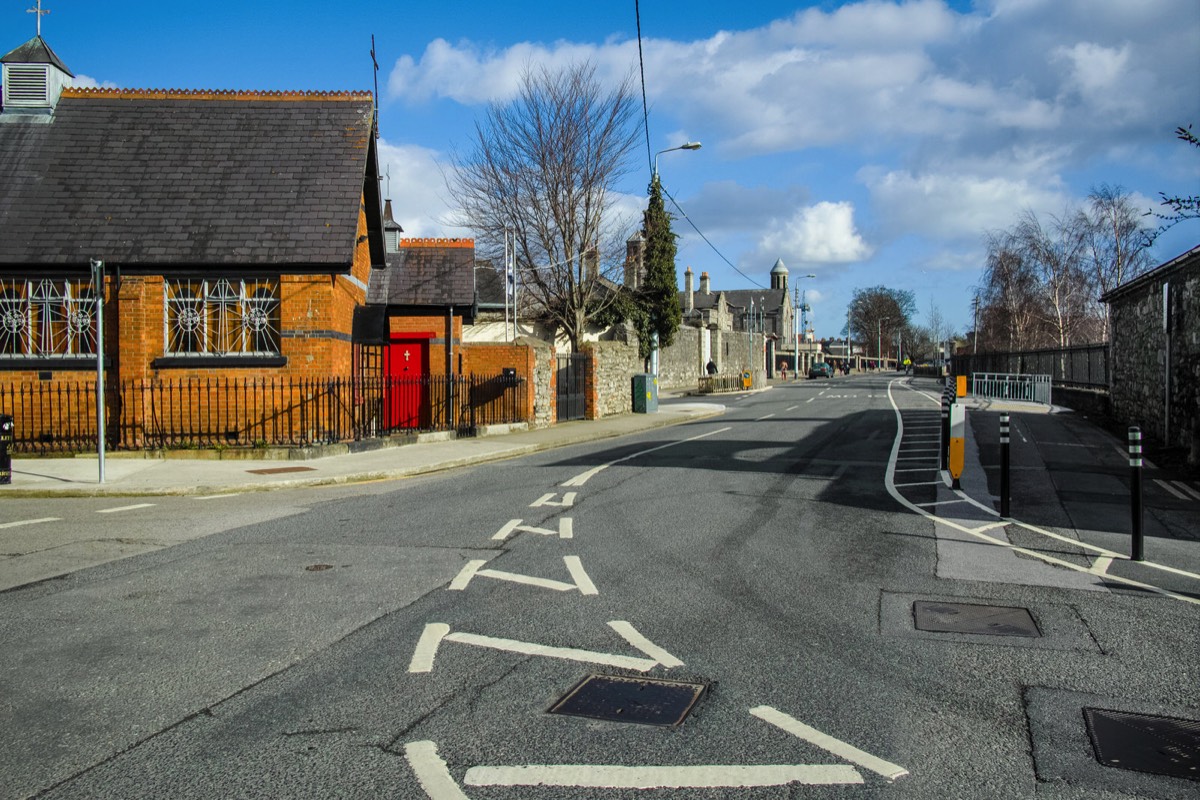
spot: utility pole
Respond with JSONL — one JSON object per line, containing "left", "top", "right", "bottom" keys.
{"left": 90, "top": 259, "right": 106, "bottom": 484}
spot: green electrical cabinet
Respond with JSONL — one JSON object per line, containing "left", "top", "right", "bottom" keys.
{"left": 632, "top": 374, "right": 658, "bottom": 413}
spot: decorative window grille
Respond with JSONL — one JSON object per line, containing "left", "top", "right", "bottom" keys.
{"left": 0, "top": 279, "right": 98, "bottom": 357}
{"left": 165, "top": 278, "right": 280, "bottom": 356}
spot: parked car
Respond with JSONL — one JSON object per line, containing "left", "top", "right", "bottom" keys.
{"left": 808, "top": 362, "right": 835, "bottom": 379}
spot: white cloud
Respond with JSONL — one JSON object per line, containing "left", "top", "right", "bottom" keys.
{"left": 72, "top": 74, "right": 118, "bottom": 89}
{"left": 376, "top": 140, "right": 459, "bottom": 238}
{"left": 864, "top": 168, "right": 1069, "bottom": 240}
{"left": 759, "top": 201, "right": 873, "bottom": 264}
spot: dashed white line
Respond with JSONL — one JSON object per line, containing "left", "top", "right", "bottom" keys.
{"left": 0, "top": 517, "right": 60, "bottom": 529}
{"left": 757, "top": 413, "right": 776, "bottom": 421}
{"left": 195, "top": 493, "right": 238, "bottom": 500}
{"left": 96, "top": 503, "right": 156, "bottom": 514}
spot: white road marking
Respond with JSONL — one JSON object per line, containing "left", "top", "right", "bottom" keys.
{"left": 1174, "top": 481, "right": 1200, "bottom": 502}
{"left": 1090, "top": 556, "right": 1114, "bottom": 576}
{"left": 751, "top": 706, "right": 909, "bottom": 781}
{"left": 405, "top": 741, "right": 472, "bottom": 800}
{"left": 915, "top": 499, "right": 969, "bottom": 507}
{"left": 564, "top": 556, "right": 599, "bottom": 595}
{"left": 409, "top": 621, "right": 679, "bottom": 674}
{"left": 805, "top": 396, "right": 815, "bottom": 403}
{"left": 1155, "top": 479, "right": 1189, "bottom": 500}
{"left": 893, "top": 481, "right": 942, "bottom": 488}
{"left": 884, "top": 380, "right": 1200, "bottom": 605}
{"left": 531, "top": 492, "right": 576, "bottom": 508}
{"left": 194, "top": 494, "right": 238, "bottom": 500}
{"left": 96, "top": 503, "right": 156, "bottom": 514}
{"left": 0, "top": 517, "right": 60, "bottom": 529}
{"left": 449, "top": 557, "right": 598, "bottom": 595}
{"left": 464, "top": 763, "right": 863, "bottom": 788}
{"left": 561, "top": 427, "right": 732, "bottom": 487}
{"left": 893, "top": 468, "right": 937, "bottom": 473}
{"left": 408, "top": 623, "right": 450, "bottom": 673}
{"left": 491, "top": 518, "right": 573, "bottom": 540}
{"left": 757, "top": 413, "right": 776, "bottom": 420}
{"left": 786, "top": 405, "right": 799, "bottom": 411}
{"left": 607, "top": 620, "right": 684, "bottom": 668}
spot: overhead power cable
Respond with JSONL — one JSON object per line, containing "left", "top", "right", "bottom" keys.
{"left": 659, "top": 183, "right": 767, "bottom": 289}
{"left": 634, "top": 0, "right": 653, "bottom": 175}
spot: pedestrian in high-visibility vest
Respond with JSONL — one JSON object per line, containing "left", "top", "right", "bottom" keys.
{"left": 903, "top": 357, "right": 911, "bottom": 375}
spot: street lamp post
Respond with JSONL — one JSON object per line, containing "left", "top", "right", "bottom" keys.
{"left": 793, "top": 273, "right": 816, "bottom": 379}
{"left": 877, "top": 317, "right": 890, "bottom": 372}
{"left": 649, "top": 142, "right": 701, "bottom": 378}
{"left": 652, "top": 141, "right": 701, "bottom": 180}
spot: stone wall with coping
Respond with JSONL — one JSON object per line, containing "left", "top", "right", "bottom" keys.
{"left": 1107, "top": 249, "right": 1199, "bottom": 463}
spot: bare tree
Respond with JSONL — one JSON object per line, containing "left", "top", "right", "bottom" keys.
{"left": 978, "top": 228, "right": 1044, "bottom": 351}
{"left": 1082, "top": 184, "right": 1151, "bottom": 340}
{"left": 1014, "top": 210, "right": 1093, "bottom": 349}
{"left": 848, "top": 286, "right": 915, "bottom": 363}
{"left": 449, "top": 63, "right": 639, "bottom": 350}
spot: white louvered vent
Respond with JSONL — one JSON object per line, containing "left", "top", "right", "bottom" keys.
{"left": 385, "top": 229, "right": 400, "bottom": 252}
{"left": 3, "top": 64, "right": 50, "bottom": 107}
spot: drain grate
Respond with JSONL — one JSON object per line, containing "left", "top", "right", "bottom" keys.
{"left": 548, "top": 674, "right": 706, "bottom": 727}
{"left": 1084, "top": 708, "right": 1200, "bottom": 781}
{"left": 912, "top": 600, "right": 1041, "bottom": 637}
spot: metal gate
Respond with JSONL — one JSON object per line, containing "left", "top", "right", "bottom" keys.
{"left": 556, "top": 353, "right": 589, "bottom": 421}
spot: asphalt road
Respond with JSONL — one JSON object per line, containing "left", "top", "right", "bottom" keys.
{"left": 1, "top": 374, "right": 1196, "bottom": 799}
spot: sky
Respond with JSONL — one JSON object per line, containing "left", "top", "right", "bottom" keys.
{"left": 4, "top": 0, "right": 1198, "bottom": 337}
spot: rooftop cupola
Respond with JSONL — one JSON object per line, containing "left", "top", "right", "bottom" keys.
{"left": 770, "top": 258, "right": 788, "bottom": 291}
{"left": 382, "top": 198, "right": 404, "bottom": 253}
{"left": 1, "top": 35, "right": 74, "bottom": 115}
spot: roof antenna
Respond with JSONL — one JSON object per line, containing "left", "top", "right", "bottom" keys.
{"left": 370, "top": 34, "right": 380, "bottom": 138}
{"left": 28, "top": 0, "right": 50, "bottom": 37}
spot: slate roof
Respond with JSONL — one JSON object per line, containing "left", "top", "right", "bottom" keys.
{"left": 0, "top": 88, "right": 382, "bottom": 270}
{"left": 1, "top": 36, "right": 73, "bottom": 75}
{"left": 367, "top": 241, "right": 476, "bottom": 312}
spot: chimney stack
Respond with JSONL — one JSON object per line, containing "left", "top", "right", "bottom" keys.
{"left": 684, "top": 267, "right": 694, "bottom": 313}
{"left": 700, "top": 271, "right": 710, "bottom": 295}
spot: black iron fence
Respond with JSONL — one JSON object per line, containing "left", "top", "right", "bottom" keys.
{"left": 952, "top": 343, "right": 1109, "bottom": 389}
{"left": 0, "top": 372, "right": 528, "bottom": 454}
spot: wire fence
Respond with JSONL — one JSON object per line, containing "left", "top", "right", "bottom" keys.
{"left": 0, "top": 372, "right": 528, "bottom": 454}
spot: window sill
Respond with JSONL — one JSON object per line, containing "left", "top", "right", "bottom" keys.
{"left": 0, "top": 357, "right": 111, "bottom": 371}
{"left": 151, "top": 356, "right": 288, "bottom": 369}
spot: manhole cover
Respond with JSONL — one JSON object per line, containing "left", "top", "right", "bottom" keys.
{"left": 246, "top": 466, "right": 317, "bottom": 475}
{"left": 912, "top": 600, "right": 1041, "bottom": 637}
{"left": 548, "top": 674, "right": 706, "bottom": 727}
{"left": 1084, "top": 708, "right": 1200, "bottom": 781}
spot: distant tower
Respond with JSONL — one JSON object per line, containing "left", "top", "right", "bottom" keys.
{"left": 770, "top": 258, "right": 788, "bottom": 291}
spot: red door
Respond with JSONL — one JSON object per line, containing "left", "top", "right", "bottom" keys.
{"left": 386, "top": 336, "right": 430, "bottom": 430}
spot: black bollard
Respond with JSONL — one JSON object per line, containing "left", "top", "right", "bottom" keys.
{"left": 1000, "top": 412, "right": 1010, "bottom": 517}
{"left": 1129, "top": 427, "right": 1143, "bottom": 562}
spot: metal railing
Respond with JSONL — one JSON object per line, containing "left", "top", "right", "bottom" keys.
{"left": 970, "top": 372, "right": 1052, "bottom": 405}
{"left": 0, "top": 372, "right": 529, "bottom": 454}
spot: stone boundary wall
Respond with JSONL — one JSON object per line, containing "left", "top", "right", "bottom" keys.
{"left": 584, "top": 338, "right": 641, "bottom": 418}
{"left": 524, "top": 337, "right": 555, "bottom": 428}
{"left": 1109, "top": 256, "right": 1199, "bottom": 462}
{"left": 657, "top": 327, "right": 768, "bottom": 391}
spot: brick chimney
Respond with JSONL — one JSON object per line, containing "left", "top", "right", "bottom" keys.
{"left": 584, "top": 245, "right": 599, "bottom": 280}
{"left": 684, "top": 267, "right": 694, "bottom": 312}
{"left": 700, "top": 271, "right": 711, "bottom": 295}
